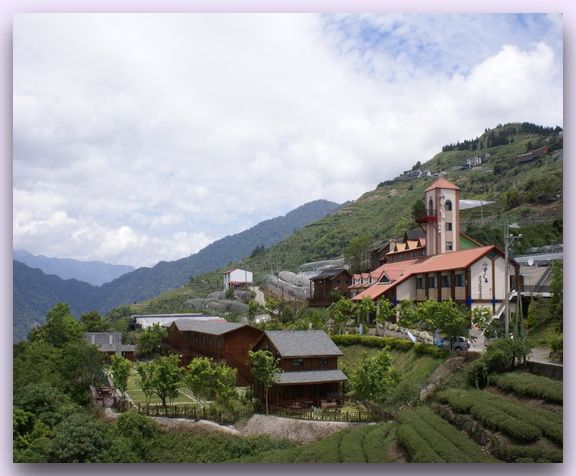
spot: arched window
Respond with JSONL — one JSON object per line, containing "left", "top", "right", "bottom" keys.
{"left": 445, "top": 199, "right": 453, "bottom": 211}
{"left": 428, "top": 198, "right": 434, "bottom": 215}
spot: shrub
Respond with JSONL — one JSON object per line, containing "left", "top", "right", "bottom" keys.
{"left": 414, "top": 342, "right": 449, "bottom": 358}
{"left": 339, "top": 428, "right": 365, "bottom": 463}
{"left": 489, "top": 372, "right": 562, "bottom": 404}
{"left": 397, "top": 424, "right": 444, "bottom": 463}
{"left": 332, "top": 334, "right": 415, "bottom": 352}
{"left": 493, "top": 442, "right": 563, "bottom": 463}
{"left": 362, "top": 424, "right": 394, "bottom": 463}
{"left": 467, "top": 359, "right": 489, "bottom": 389}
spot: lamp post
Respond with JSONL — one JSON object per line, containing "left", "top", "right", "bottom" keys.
{"left": 504, "top": 223, "right": 522, "bottom": 337}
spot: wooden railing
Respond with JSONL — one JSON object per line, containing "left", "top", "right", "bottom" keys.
{"left": 268, "top": 406, "right": 382, "bottom": 422}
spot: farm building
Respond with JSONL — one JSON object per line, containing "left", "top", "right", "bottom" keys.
{"left": 84, "top": 332, "right": 136, "bottom": 360}
{"left": 308, "top": 269, "right": 352, "bottom": 307}
{"left": 251, "top": 330, "right": 348, "bottom": 409}
{"left": 163, "top": 319, "right": 263, "bottom": 385}
{"left": 223, "top": 268, "right": 254, "bottom": 290}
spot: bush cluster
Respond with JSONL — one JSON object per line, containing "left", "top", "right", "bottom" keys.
{"left": 413, "top": 342, "right": 450, "bottom": 358}
{"left": 489, "top": 372, "right": 562, "bottom": 404}
{"left": 331, "top": 334, "right": 414, "bottom": 351}
{"left": 396, "top": 424, "right": 444, "bottom": 463}
{"left": 492, "top": 442, "right": 563, "bottom": 463}
{"left": 436, "top": 389, "right": 562, "bottom": 445}
{"left": 398, "top": 406, "right": 495, "bottom": 463}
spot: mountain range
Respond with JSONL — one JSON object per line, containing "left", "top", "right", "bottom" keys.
{"left": 13, "top": 249, "right": 135, "bottom": 286}
{"left": 13, "top": 199, "right": 341, "bottom": 341}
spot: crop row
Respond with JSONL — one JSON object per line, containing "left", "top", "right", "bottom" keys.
{"left": 490, "top": 372, "right": 563, "bottom": 404}
{"left": 435, "top": 389, "right": 542, "bottom": 443}
{"left": 397, "top": 406, "right": 495, "bottom": 463}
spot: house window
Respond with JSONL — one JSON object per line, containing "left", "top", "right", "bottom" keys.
{"left": 441, "top": 275, "right": 451, "bottom": 288}
{"left": 292, "top": 358, "right": 304, "bottom": 367}
{"left": 320, "top": 358, "right": 328, "bottom": 367}
{"left": 429, "top": 276, "right": 437, "bottom": 288}
{"left": 446, "top": 241, "right": 453, "bottom": 251}
{"left": 428, "top": 198, "right": 434, "bottom": 215}
{"left": 446, "top": 222, "right": 452, "bottom": 231}
{"left": 455, "top": 274, "right": 465, "bottom": 287}
{"left": 416, "top": 277, "right": 425, "bottom": 289}
{"left": 445, "top": 200, "right": 453, "bottom": 211}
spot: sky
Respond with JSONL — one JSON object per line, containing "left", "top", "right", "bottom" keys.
{"left": 13, "top": 13, "right": 563, "bottom": 268}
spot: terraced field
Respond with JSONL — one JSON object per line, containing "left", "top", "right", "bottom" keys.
{"left": 231, "top": 423, "right": 398, "bottom": 463}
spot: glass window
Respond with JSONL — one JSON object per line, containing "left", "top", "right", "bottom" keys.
{"left": 441, "top": 275, "right": 451, "bottom": 288}
{"left": 292, "top": 358, "right": 304, "bottom": 367}
{"left": 416, "top": 277, "right": 425, "bottom": 289}
{"left": 446, "top": 241, "right": 453, "bottom": 250}
{"left": 445, "top": 200, "right": 453, "bottom": 211}
{"left": 320, "top": 358, "right": 328, "bottom": 366}
{"left": 455, "top": 274, "right": 465, "bottom": 287}
{"left": 429, "top": 276, "right": 437, "bottom": 288}
{"left": 446, "top": 222, "right": 452, "bottom": 231}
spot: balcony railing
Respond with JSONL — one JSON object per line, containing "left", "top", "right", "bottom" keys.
{"left": 415, "top": 209, "right": 438, "bottom": 224}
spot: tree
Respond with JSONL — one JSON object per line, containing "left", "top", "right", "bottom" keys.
{"left": 247, "top": 300, "right": 259, "bottom": 321}
{"left": 344, "top": 236, "right": 372, "bottom": 273}
{"left": 30, "top": 303, "right": 83, "bottom": 348}
{"left": 376, "top": 298, "right": 395, "bottom": 326}
{"left": 416, "top": 300, "right": 469, "bottom": 347}
{"left": 348, "top": 349, "right": 400, "bottom": 405}
{"left": 549, "top": 260, "right": 563, "bottom": 324}
{"left": 212, "top": 363, "right": 238, "bottom": 407}
{"left": 136, "top": 362, "right": 155, "bottom": 406}
{"left": 329, "top": 298, "right": 356, "bottom": 334}
{"left": 111, "top": 355, "right": 132, "bottom": 407}
{"left": 225, "top": 287, "right": 236, "bottom": 300}
{"left": 411, "top": 199, "right": 426, "bottom": 223}
{"left": 184, "top": 357, "right": 214, "bottom": 401}
{"left": 59, "top": 340, "right": 104, "bottom": 404}
{"left": 397, "top": 300, "right": 418, "bottom": 328}
{"left": 47, "top": 413, "right": 108, "bottom": 463}
{"left": 470, "top": 306, "right": 492, "bottom": 333}
{"left": 248, "top": 350, "right": 280, "bottom": 415}
{"left": 355, "top": 297, "right": 375, "bottom": 329}
{"left": 137, "top": 323, "right": 167, "bottom": 358}
{"left": 149, "top": 354, "right": 182, "bottom": 409}
{"left": 80, "top": 311, "right": 109, "bottom": 332}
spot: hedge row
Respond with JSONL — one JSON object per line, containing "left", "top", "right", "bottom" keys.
{"left": 331, "top": 334, "right": 449, "bottom": 357}
{"left": 490, "top": 372, "right": 563, "bottom": 404}
{"left": 412, "top": 406, "right": 496, "bottom": 462}
{"left": 492, "top": 442, "right": 563, "bottom": 463}
{"left": 396, "top": 424, "right": 444, "bottom": 463}
{"left": 469, "top": 389, "right": 562, "bottom": 446}
{"left": 332, "top": 334, "right": 414, "bottom": 351}
{"left": 435, "top": 389, "right": 542, "bottom": 443}
{"left": 398, "top": 407, "right": 495, "bottom": 463}
{"left": 363, "top": 425, "right": 394, "bottom": 463}
{"left": 339, "top": 427, "right": 366, "bottom": 463}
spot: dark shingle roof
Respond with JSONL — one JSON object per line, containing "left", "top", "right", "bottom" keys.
{"left": 275, "top": 369, "right": 348, "bottom": 385}
{"left": 265, "top": 330, "right": 343, "bottom": 357}
{"left": 169, "top": 319, "right": 246, "bottom": 335}
{"left": 311, "top": 269, "right": 350, "bottom": 281}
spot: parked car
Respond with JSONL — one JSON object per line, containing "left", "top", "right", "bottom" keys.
{"left": 438, "top": 336, "right": 471, "bottom": 351}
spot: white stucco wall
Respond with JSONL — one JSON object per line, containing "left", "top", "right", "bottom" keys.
{"left": 470, "top": 258, "right": 493, "bottom": 301}
{"left": 396, "top": 279, "right": 415, "bottom": 301}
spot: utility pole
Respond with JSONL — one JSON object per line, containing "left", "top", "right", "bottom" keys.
{"left": 504, "top": 223, "right": 522, "bottom": 337}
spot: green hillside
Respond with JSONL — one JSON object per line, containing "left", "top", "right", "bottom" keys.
{"left": 126, "top": 122, "right": 562, "bottom": 313}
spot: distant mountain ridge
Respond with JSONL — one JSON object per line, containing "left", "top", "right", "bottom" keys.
{"left": 13, "top": 250, "right": 135, "bottom": 286}
{"left": 13, "top": 199, "right": 341, "bottom": 340}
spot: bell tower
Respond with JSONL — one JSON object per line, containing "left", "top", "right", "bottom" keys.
{"left": 421, "top": 178, "right": 460, "bottom": 256}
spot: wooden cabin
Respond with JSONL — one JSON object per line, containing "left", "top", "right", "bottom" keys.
{"left": 163, "top": 320, "right": 263, "bottom": 386}
{"left": 308, "top": 269, "right": 352, "bottom": 307}
{"left": 252, "top": 330, "right": 348, "bottom": 409}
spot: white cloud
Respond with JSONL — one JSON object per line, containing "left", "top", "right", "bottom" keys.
{"left": 13, "top": 13, "right": 563, "bottom": 267}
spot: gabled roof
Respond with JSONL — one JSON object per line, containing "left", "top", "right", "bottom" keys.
{"left": 168, "top": 319, "right": 247, "bottom": 335}
{"left": 404, "top": 229, "right": 426, "bottom": 241}
{"left": 264, "top": 330, "right": 343, "bottom": 357}
{"left": 275, "top": 369, "right": 348, "bottom": 385}
{"left": 424, "top": 178, "right": 460, "bottom": 192}
{"left": 311, "top": 269, "right": 351, "bottom": 281}
{"left": 353, "top": 246, "right": 502, "bottom": 301}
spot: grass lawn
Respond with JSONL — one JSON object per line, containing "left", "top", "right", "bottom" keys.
{"left": 123, "top": 370, "right": 201, "bottom": 406}
{"left": 340, "top": 345, "right": 446, "bottom": 411}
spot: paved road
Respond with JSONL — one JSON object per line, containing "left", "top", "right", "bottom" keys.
{"left": 252, "top": 286, "right": 266, "bottom": 305}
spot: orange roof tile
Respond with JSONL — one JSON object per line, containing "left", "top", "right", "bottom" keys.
{"left": 352, "top": 246, "right": 500, "bottom": 301}
{"left": 424, "top": 178, "right": 460, "bottom": 192}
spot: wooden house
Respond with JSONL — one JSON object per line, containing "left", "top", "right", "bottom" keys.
{"left": 163, "top": 320, "right": 263, "bottom": 385}
{"left": 308, "top": 269, "right": 352, "bottom": 307}
{"left": 251, "top": 330, "right": 348, "bottom": 409}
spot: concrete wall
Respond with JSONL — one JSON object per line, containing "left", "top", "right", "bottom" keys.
{"left": 396, "top": 279, "right": 415, "bottom": 301}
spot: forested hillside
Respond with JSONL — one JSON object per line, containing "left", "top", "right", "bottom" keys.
{"left": 131, "top": 122, "right": 562, "bottom": 314}
{"left": 13, "top": 200, "right": 340, "bottom": 340}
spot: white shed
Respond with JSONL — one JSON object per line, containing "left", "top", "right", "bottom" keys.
{"left": 223, "top": 268, "right": 253, "bottom": 289}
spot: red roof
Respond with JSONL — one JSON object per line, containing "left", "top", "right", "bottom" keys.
{"left": 352, "top": 246, "right": 500, "bottom": 301}
{"left": 424, "top": 178, "right": 460, "bottom": 192}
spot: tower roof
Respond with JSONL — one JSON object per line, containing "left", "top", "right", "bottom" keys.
{"left": 424, "top": 178, "right": 460, "bottom": 192}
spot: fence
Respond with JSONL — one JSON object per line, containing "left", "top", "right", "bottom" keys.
{"left": 268, "top": 406, "right": 382, "bottom": 423}
{"left": 132, "top": 402, "right": 252, "bottom": 424}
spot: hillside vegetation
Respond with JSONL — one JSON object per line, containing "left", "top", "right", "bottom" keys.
{"left": 126, "top": 122, "right": 562, "bottom": 313}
